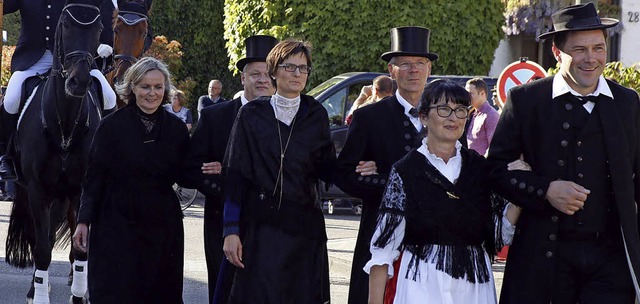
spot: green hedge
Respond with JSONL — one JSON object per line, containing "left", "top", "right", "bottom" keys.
{"left": 224, "top": 0, "right": 505, "bottom": 88}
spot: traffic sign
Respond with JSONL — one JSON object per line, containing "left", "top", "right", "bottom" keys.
{"left": 496, "top": 59, "right": 547, "bottom": 105}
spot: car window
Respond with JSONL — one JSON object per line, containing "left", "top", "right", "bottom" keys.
{"left": 323, "top": 88, "right": 347, "bottom": 128}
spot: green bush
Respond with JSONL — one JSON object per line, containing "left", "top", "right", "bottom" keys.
{"left": 224, "top": 0, "right": 505, "bottom": 88}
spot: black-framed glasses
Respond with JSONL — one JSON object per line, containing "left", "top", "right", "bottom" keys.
{"left": 427, "top": 105, "right": 470, "bottom": 119}
{"left": 278, "top": 63, "right": 312, "bottom": 74}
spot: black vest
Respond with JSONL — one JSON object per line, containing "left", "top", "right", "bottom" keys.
{"left": 557, "top": 95, "right": 618, "bottom": 236}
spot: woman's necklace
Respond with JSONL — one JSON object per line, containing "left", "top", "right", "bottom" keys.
{"left": 272, "top": 97, "right": 298, "bottom": 209}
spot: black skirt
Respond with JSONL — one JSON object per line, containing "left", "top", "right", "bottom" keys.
{"left": 228, "top": 220, "right": 331, "bottom": 304}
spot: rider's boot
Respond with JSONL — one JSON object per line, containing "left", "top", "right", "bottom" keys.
{"left": 0, "top": 108, "right": 19, "bottom": 181}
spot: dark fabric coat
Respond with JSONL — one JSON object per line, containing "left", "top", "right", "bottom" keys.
{"left": 223, "top": 95, "right": 335, "bottom": 303}
{"left": 488, "top": 76, "right": 640, "bottom": 303}
{"left": 3, "top": 0, "right": 113, "bottom": 73}
{"left": 186, "top": 97, "right": 242, "bottom": 302}
{"left": 335, "top": 95, "right": 423, "bottom": 304}
{"left": 77, "top": 104, "right": 198, "bottom": 303}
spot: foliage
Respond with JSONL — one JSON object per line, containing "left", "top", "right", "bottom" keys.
{"left": 1, "top": 46, "right": 15, "bottom": 87}
{"left": 3, "top": 12, "right": 22, "bottom": 45}
{"left": 224, "top": 0, "right": 505, "bottom": 88}
{"left": 547, "top": 61, "right": 640, "bottom": 93}
{"left": 150, "top": 0, "right": 240, "bottom": 109}
{"left": 143, "top": 35, "right": 197, "bottom": 108}
{"left": 502, "top": 0, "right": 622, "bottom": 38}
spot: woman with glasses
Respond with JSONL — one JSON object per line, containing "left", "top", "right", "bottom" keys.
{"left": 221, "top": 39, "right": 335, "bottom": 303}
{"left": 365, "top": 79, "right": 526, "bottom": 304}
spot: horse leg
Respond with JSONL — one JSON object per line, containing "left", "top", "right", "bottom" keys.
{"left": 28, "top": 191, "right": 53, "bottom": 304}
{"left": 67, "top": 195, "right": 88, "bottom": 303}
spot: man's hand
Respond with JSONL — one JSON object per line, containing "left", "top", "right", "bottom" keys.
{"left": 546, "top": 180, "right": 590, "bottom": 215}
{"left": 202, "top": 161, "right": 222, "bottom": 175}
{"left": 355, "top": 161, "right": 377, "bottom": 176}
{"left": 223, "top": 234, "right": 244, "bottom": 268}
{"left": 73, "top": 223, "right": 89, "bottom": 253}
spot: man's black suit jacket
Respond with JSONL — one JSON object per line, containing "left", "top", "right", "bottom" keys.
{"left": 488, "top": 76, "right": 640, "bottom": 303}
{"left": 335, "top": 95, "right": 423, "bottom": 304}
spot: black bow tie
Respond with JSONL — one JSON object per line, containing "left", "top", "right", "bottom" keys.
{"left": 409, "top": 108, "right": 419, "bottom": 118}
{"left": 574, "top": 95, "right": 599, "bottom": 104}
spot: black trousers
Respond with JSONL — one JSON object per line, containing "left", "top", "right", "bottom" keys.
{"left": 551, "top": 234, "right": 635, "bottom": 304}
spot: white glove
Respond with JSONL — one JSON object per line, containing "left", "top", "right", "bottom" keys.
{"left": 97, "top": 44, "right": 113, "bottom": 58}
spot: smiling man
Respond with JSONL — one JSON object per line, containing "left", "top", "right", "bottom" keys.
{"left": 186, "top": 35, "right": 278, "bottom": 304}
{"left": 488, "top": 3, "right": 640, "bottom": 303}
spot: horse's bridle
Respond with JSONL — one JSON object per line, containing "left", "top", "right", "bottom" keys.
{"left": 52, "top": 3, "right": 101, "bottom": 79}
{"left": 102, "top": 11, "right": 149, "bottom": 74}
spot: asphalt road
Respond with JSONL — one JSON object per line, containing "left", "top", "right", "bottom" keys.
{"left": 0, "top": 199, "right": 505, "bottom": 303}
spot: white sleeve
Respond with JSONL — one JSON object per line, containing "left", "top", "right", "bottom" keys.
{"left": 363, "top": 215, "right": 405, "bottom": 277}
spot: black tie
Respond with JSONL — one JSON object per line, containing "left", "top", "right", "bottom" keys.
{"left": 576, "top": 95, "right": 598, "bottom": 104}
{"left": 409, "top": 108, "right": 419, "bottom": 118}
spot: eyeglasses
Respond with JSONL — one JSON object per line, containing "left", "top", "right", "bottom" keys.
{"left": 278, "top": 63, "right": 312, "bottom": 74}
{"left": 392, "top": 61, "right": 429, "bottom": 71}
{"left": 427, "top": 105, "right": 470, "bottom": 119}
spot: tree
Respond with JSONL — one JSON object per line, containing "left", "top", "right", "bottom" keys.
{"left": 224, "top": 0, "right": 505, "bottom": 88}
{"left": 150, "top": 0, "right": 240, "bottom": 107}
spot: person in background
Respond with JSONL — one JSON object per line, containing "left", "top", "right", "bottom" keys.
{"left": 489, "top": 3, "right": 640, "bottom": 303}
{"left": 465, "top": 78, "right": 499, "bottom": 156}
{"left": 345, "top": 75, "right": 394, "bottom": 125}
{"left": 336, "top": 26, "right": 436, "bottom": 304}
{"left": 222, "top": 39, "right": 334, "bottom": 303}
{"left": 164, "top": 88, "right": 193, "bottom": 130}
{"left": 73, "top": 57, "right": 199, "bottom": 303}
{"left": 186, "top": 34, "right": 278, "bottom": 304}
{"left": 197, "top": 79, "right": 226, "bottom": 118}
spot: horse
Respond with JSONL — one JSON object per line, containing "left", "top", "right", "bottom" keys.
{"left": 104, "top": 8, "right": 148, "bottom": 109}
{"left": 4, "top": 1, "right": 108, "bottom": 303}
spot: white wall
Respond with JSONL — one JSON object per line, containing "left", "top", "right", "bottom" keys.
{"left": 620, "top": 0, "right": 640, "bottom": 66}
{"left": 489, "top": 38, "right": 515, "bottom": 77}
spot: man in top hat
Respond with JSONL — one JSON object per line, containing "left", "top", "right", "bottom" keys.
{"left": 186, "top": 34, "right": 278, "bottom": 303}
{"left": 488, "top": 3, "right": 640, "bottom": 303}
{"left": 335, "top": 26, "right": 437, "bottom": 304}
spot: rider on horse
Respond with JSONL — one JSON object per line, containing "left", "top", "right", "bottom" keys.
{"left": 0, "top": 0, "right": 119, "bottom": 181}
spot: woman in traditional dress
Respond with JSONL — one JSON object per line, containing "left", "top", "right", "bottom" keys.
{"left": 72, "top": 57, "right": 197, "bottom": 303}
{"left": 221, "top": 39, "right": 335, "bottom": 303}
{"left": 366, "top": 79, "right": 526, "bottom": 304}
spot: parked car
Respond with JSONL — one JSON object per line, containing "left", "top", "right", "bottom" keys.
{"left": 309, "top": 72, "right": 498, "bottom": 209}
{"left": 322, "top": 199, "right": 363, "bottom": 215}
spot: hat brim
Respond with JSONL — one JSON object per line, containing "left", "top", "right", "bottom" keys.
{"left": 381, "top": 51, "right": 439, "bottom": 62}
{"left": 538, "top": 18, "right": 619, "bottom": 40}
{"left": 236, "top": 57, "right": 267, "bottom": 71}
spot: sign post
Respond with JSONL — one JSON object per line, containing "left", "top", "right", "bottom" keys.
{"left": 496, "top": 58, "right": 547, "bottom": 105}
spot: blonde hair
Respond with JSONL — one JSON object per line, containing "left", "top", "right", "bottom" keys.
{"left": 115, "top": 57, "right": 173, "bottom": 106}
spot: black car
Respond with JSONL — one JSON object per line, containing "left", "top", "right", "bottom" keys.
{"left": 309, "top": 72, "right": 497, "bottom": 210}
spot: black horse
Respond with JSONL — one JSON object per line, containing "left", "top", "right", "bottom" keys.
{"left": 4, "top": 1, "right": 108, "bottom": 303}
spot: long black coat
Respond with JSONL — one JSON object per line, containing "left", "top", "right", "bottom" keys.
{"left": 77, "top": 104, "right": 198, "bottom": 303}
{"left": 488, "top": 77, "right": 640, "bottom": 303}
{"left": 186, "top": 97, "right": 242, "bottom": 302}
{"left": 3, "top": 0, "right": 113, "bottom": 73}
{"left": 335, "top": 95, "right": 423, "bottom": 304}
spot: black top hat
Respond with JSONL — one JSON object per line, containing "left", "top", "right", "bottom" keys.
{"left": 236, "top": 35, "right": 279, "bottom": 71}
{"left": 538, "top": 3, "right": 619, "bottom": 40}
{"left": 381, "top": 26, "right": 439, "bottom": 62}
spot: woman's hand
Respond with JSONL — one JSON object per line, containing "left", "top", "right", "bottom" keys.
{"left": 507, "top": 157, "right": 531, "bottom": 171}
{"left": 223, "top": 234, "right": 245, "bottom": 268}
{"left": 202, "top": 161, "right": 222, "bottom": 175}
{"left": 73, "top": 223, "right": 89, "bottom": 253}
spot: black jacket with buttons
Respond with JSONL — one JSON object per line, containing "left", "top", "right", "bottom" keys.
{"left": 488, "top": 76, "right": 640, "bottom": 303}
{"left": 335, "top": 94, "right": 424, "bottom": 304}
{"left": 3, "top": 0, "right": 113, "bottom": 73}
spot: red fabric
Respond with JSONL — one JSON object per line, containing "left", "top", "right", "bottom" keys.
{"left": 384, "top": 253, "right": 403, "bottom": 304}
{"left": 497, "top": 245, "right": 509, "bottom": 261}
